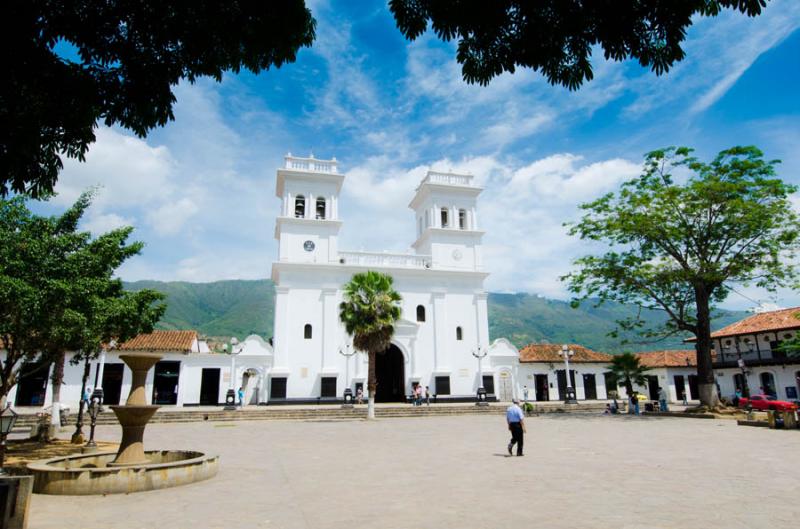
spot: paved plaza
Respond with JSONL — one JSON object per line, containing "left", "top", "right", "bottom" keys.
{"left": 31, "top": 413, "right": 799, "bottom": 529}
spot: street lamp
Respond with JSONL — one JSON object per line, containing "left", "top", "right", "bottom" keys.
{"left": 559, "top": 345, "right": 578, "bottom": 404}
{"left": 83, "top": 391, "right": 103, "bottom": 453}
{"left": 0, "top": 405, "right": 18, "bottom": 475}
{"left": 339, "top": 343, "right": 357, "bottom": 408}
{"left": 223, "top": 337, "right": 241, "bottom": 410}
{"left": 472, "top": 344, "right": 489, "bottom": 406}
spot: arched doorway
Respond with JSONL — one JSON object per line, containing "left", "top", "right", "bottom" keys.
{"left": 759, "top": 372, "right": 776, "bottom": 397}
{"left": 242, "top": 368, "right": 260, "bottom": 405}
{"left": 375, "top": 344, "right": 405, "bottom": 402}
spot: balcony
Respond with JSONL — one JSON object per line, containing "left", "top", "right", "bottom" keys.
{"left": 420, "top": 171, "right": 474, "bottom": 187}
{"left": 338, "top": 251, "right": 431, "bottom": 269}
{"left": 284, "top": 154, "right": 338, "bottom": 174}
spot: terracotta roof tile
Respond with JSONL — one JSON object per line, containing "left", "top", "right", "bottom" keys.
{"left": 118, "top": 330, "right": 198, "bottom": 352}
{"left": 635, "top": 350, "right": 698, "bottom": 368}
{"left": 709, "top": 307, "right": 800, "bottom": 339}
{"left": 519, "top": 344, "right": 612, "bottom": 363}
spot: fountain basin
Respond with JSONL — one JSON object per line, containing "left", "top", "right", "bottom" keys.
{"left": 28, "top": 450, "right": 218, "bottom": 495}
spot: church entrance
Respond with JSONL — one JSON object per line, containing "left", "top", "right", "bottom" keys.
{"left": 375, "top": 344, "right": 405, "bottom": 402}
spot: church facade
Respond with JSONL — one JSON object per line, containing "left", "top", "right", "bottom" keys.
{"left": 270, "top": 155, "right": 518, "bottom": 402}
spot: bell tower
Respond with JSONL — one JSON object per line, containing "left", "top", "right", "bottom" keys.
{"left": 408, "top": 170, "right": 484, "bottom": 270}
{"left": 274, "top": 154, "right": 344, "bottom": 264}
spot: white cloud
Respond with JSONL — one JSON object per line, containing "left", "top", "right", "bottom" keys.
{"left": 81, "top": 213, "right": 136, "bottom": 235}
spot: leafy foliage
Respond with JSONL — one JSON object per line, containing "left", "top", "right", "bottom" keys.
{"left": 564, "top": 146, "right": 799, "bottom": 405}
{"left": 0, "top": 192, "right": 165, "bottom": 403}
{"left": 389, "top": 0, "right": 767, "bottom": 89}
{"left": 606, "top": 353, "right": 650, "bottom": 395}
{"left": 1, "top": 1, "right": 316, "bottom": 196}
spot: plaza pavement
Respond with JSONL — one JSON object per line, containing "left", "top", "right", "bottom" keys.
{"left": 30, "top": 413, "right": 799, "bottom": 529}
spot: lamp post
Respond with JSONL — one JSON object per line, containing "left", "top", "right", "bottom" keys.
{"left": 223, "top": 337, "right": 241, "bottom": 410}
{"left": 738, "top": 344, "right": 752, "bottom": 398}
{"left": 472, "top": 344, "right": 488, "bottom": 406}
{"left": 0, "top": 405, "right": 18, "bottom": 475}
{"left": 559, "top": 345, "right": 578, "bottom": 404}
{"left": 339, "top": 343, "right": 357, "bottom": 408}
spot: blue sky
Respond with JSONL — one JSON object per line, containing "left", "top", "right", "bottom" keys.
{"left": 47, "top": 0, "right": 800, "bottom": 310}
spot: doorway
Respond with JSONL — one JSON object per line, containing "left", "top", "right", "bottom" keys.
{"left": 15, "top": 363, "right": 48, "bottom": 406}
{"left": 647, "top": 375, "right": 660, "bottom": 401}
{"left": 583, "top": 374, "right": 597, "bottom": 400}
{"left": 687, "top": 374, "right": 699, "bottom": 400}
{"left": 375, "top": 344, "right": 405, "bottom": 402}
{"left": 556, "top": 370, "right": 576, "bottom": 400}
{"left": 152, "top": 361, "right": 180, "bottom": 405}
{"left": 759, "top": 372, "right": 776, "bottom": 397}
{"left": 242, "top": 369, "right": 260, "bottom": 404}
{"left": 101, "top": 364, "right": 124, "bottom": 405}
{"left": 200, "top": 368, "right": 220, "bottom": 405}
{"left": 535, "top": 374, "right": 549, "bottom": 401}
{"left": 497, "top": 372, "right": 513, "bottom": 401}
{"left": 603, "top": 372, "right": 617, "bottom": 398}
{"left": 674, "top": 375, "right": 686, "bottom": 402}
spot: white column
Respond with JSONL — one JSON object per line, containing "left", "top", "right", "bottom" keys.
{"left": 475, "top": 292, "right": 489, "bottom": 352}
{"left": 321, "top": 289, "right": 337, "bottom": 371}
{"left": 472, "top": 207, "right": 479, "bottom": 230}
{"left": 96, "top": 349, "right": 107, "bottom": 390}
{"left": 432, "top": 291, "right": 447, "bottom": 370}
{"left": 432, "top": 203, "right": 439, "bottom": 227}
{"left": 273, "top": 286, "right": 291, "bottom": 369}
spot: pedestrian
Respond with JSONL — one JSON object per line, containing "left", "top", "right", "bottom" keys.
{"left": 415, "top": 384, "right": 423, "bottom": 406}
{"left": 610, "top": 397, "right": 619, "bottom": 414}
{"left": 356, "top": 386, "right": 364, "bottom": 405}
{"left": 237, "top": 386, "right": 244, "bottom": 408}
{"left": 658, "top": 387, "right": 669, "bottom": 412}
{"left": 83, "top": 386, "right": 92, "bottom": 408}
{"left": 523, "top": 385, "right": 529, "bottom": 403}
{"left": 506, "top": 398, "right": 525, "bottom": 456}
{"left": 424, "top": 386, "right": 431, "bottom": 406}
{"left": 681, "top": 390, "right": 688, "bottom": 406}
{"left": 632, "top": 391, "right": 641, "bottom": 416}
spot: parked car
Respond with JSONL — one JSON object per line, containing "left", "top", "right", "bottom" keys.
{"left": 737, "top": 395, "right": 798, "bottom": 412}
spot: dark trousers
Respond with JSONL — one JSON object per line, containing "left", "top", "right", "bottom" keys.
{"left": 509, "top": 422, "right": 524, "bottom": 455}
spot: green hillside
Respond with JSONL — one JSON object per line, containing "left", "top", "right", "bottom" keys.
{"left": 125, "top": 279, "right": 747, "bottom": 353}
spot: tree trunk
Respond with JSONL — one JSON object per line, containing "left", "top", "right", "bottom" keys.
{"left": 71, "top": 357, "right": 91, "bottom": 444}
{"left": 48, "top": 352, "right": 65, "bottom": 432}
{"left": 694, "top": 286, "right": 719, "bottom": 407}
{"left": 367, "top": 350, "right": 376, "bottom": 420}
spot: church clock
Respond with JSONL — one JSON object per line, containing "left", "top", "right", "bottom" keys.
{"left": 303, "top": 240, "right": 315, "bottom": 252}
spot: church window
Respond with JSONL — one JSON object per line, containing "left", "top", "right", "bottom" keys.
{"left": 456, "top": 326, "right": 463, "bottom": 340}
{"left": 435, "top": 376, "right": 451, "bottom": 395}
{"left": 294, "top": 195, "right": 306, "bottom": 218}
{"left": 458, "top": 209, "right": 467, "bottom": 229}
{"left": 440, "top": 208, "right": 449, "bottom": 227}
{"left": 304, "top": 324, "right": 312, "bottom": 339}
{"left": 416, "top": 305, "right": 426, "bottom": 322}
{"left": 315, "top": 197, "right": 326, "bottom": 219}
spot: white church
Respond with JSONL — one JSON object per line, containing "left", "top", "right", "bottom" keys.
{"left": 269, "top": 154, "right": 519, "bottom": 403}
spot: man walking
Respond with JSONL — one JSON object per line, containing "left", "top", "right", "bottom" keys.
{"left": 506, "top": 398, "right": 526, "bottom": 457}
{"left": 658, "top": 386, "right": 669, "bottom": 412}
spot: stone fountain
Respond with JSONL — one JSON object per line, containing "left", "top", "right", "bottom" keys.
{"left": 29, "top": 352, "right": 218, "bottom": 495}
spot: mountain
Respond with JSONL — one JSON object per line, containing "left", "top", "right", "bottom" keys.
{"left": 124, "top": 279, "right": 747, "bottom": 354}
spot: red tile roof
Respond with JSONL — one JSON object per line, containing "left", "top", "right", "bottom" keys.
{"left": 519, "top": 344, "right": 612, "bottom": 363}
{"left": 118, "top": 330, "right": 198, "bottom": 352}
{"left": 709, "top": 307, "right": 800, "bottom": 339}
{"left": 635, "top": 350, "right": 699, "bottom": 368}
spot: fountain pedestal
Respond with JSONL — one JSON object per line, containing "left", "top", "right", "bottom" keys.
{"left": 108, "top": 353, "right": 161, "bottom": 467}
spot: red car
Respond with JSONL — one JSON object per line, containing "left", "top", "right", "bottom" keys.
{"left": 738, "top": 395, "right": 798, "bottom": 412}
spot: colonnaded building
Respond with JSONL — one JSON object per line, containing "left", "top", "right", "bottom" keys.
{"left": 268, "top": 154, "right": 517, "bottom": 402}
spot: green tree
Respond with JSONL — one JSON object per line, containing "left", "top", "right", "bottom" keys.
{"left": 606, "top": 353, "right": 650, "bottom": 397}
{"left": 0, "top": 191, "right": 165, "bottom": 411}
{"left": 564, "top": 146, "right": 799, "bottom": 407}
{"left": 778, "top": 312, "right": 800, "bottom": 357}
{"left": 2, "top": 1, "right": 315, "bottom": 196}
{"left": 339, "top": 271, "right": 402, "bottom": 420}
{"left": 390, "top": 0, "right": 768, "bottom": 89}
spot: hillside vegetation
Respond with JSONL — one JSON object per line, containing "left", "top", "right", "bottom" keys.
{"left": 125, "top": 279, "right": 746, "bottom": 354}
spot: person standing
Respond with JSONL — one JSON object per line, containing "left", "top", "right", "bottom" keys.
{"left": 632, "top": 391, "right": 641, "bottom": 416}
{"left": 506, "top": 398, "right": 526, "bottom": 456}
{"left": 424, "top": 386, "right": 431, "bottom": 406}
{"left": 356, "top": 386, "right": 364, "bottom": 405}
{"left": 658, "top": 387, "right": 669, "bottom": 412}
{"left": 237, "top": 386, "right": 244, "bottom": 408}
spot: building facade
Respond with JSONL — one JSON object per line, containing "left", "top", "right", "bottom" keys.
{"left": 269, "top": 154, "right": 516, "bottom": 402}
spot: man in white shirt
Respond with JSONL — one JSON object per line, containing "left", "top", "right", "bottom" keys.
{"left": 506, "top": 399, "right": 526, "bottom": 456}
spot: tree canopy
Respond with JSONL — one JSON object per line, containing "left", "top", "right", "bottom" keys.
{"left": 606, "top": 353, "right": 650, "bottom": 396}
{"left": 0, "top": 191, "right": 166, "bottom": 404}
{"left": 339, "top": 271, "right": 402, "bottom": 419}
{"left": 564, "top": 146, "right": 799, "bottom": 407}
{"left": 389, "top": 0, "right": 769, "bottom": 89}
{"left": 1, "top": 1, "right": 315, "bottom": 197}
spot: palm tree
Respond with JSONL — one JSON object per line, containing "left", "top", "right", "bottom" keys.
{"left": 339, "top": 271, "right": 402, "bottom": 420}
{"left": 607, "top": 353, "right": 649, "bottom": 397}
